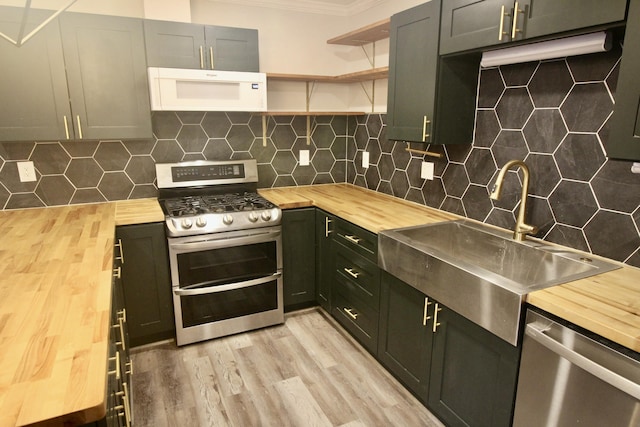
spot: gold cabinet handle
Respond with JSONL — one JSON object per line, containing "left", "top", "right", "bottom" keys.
{"left": 113, "top": 319, "right": 126, "bottom": 351}
{"left": 118, "top": 308, "right": 126, "bottom": 323}
{"left": 116, "top": 383, "right": 132, "bottom": 426}
{"left": 344, "top": 234, "right": 362, "bottom": 244}
{"left": 115, "top": 239, "right": 125, "bottom": 264}
{"left": 209, "top": 46, "right": 214, "bottom": 69}
{"left": 126, "top": 360, "right": 133, "bottom": 376}
{"left": 76, "top": 115, "right": 83, "bottom": 139}
{"left": 344, "top": 267, "right": 360, "bottom": 279}
{"left": 63, "top": 115, "right": 70, "bottom": 139}
{"left": 422, "top": 297, "right": 432, "bottom": 326}
{"left": 498, "top": 4, "right": 511, "bottom": 41}
{"left": 113, "top": 266, "right": 121, "bottom": 279}
{"left": 511, "top": 2, "right": 523, "bottom": 39}
{"left": 422, "top": 115, "right": 431, "bottom": 142}
{"left": 199, "top": 46, "right": 204, "bottom": 69}
{"left": 344, "top": 307, "right": 358, "bottom": 320}
{"left": 433, "top": 303, "right": 442, "bottom": 333}
{"left": 108, "top": 350, "right": 120, "bottom": 380}
{"left": 325, "top": 217, "right": 333, "bottom": 237}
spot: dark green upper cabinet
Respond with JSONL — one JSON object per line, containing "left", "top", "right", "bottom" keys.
{"left": 0, "top": 8, "right": 152, "bottom": 142}
{"left": 60, "top": 13, "right": 152, "bottom": 140}
{"left": 440, "top": 0, "right": 628, "bottom": 55}
{"left": 0, "top": 8, "right": 71, "bottom": 141}
{"left": 387, "top": 1, "right": 479, "bottom": 144}
{"left": 605, "top": 0, "right": 640, "bottom": 161}
{"left": 144, "top": 20, "right": 259, "bottom": 72}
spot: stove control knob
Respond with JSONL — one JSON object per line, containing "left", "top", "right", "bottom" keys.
{"left": 248, "top": 212, "right": 259, "bottom": 223}
{"left": 261, "top": 211, "right": 272, "bottom": 222}
{"left": 181, "top": 218, "right": 193, "bottom": 229}
{"left": 196, "top": 217, "right": 207, "bottom": 228}
{"left": 223, "top": 214, "right": 234, "bottom": 225}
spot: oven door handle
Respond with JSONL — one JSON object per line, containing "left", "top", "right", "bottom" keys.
{"left": 169, "top": 228, "right": 281, "bottom": 252}
{"left": 173, "top": 272, "right": 282, "bottom": 296}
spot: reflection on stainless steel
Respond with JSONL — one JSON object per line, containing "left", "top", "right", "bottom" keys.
{"left": 513, "top": 309, "right": 640, "bottom": 426}
{"left": 378, "top": 219, "right": 620, "bottom": 345}
{"left": 490, "top": 159, "right": 537, "bottom": 242}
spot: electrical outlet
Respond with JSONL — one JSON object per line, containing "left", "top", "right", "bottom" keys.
{"left": 421, "top": 161, "right": 434, "bottom": 180}
{"left": 362, "top": 151, "right": 370, "bottom": 169}
{"left": 299, "top": 150, "right": 310, "bottom": 166}
{"left": 17, "top": 161, "right": 37, "bottom": 182}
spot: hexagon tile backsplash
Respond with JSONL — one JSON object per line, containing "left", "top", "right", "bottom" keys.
{"left": 0, "top": 49, "right": 638, "bottom": 267}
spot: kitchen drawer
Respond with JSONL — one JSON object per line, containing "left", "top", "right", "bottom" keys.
{"left": 332, "top": 287, "right": 379, "bottom": 354}
{"left": 334, "top": 243, "right": 380, "bottom": 309}
{"left": 334, "top": 218, "right": 377, "bottom": 262}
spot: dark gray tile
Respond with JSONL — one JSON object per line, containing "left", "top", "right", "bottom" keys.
{"left": 528, "top": 60, "right": 573, "bottom": 108}
{"left": 227, "top": 125, "right": 255, "bottom": 151}
{"left": 390, "top": 170, "right": 410, "bottom": 198}
{"left": 0, "top": 185, "right": 9, "bottom": 209}
{"left": 94, "top": 142, "right": 131, "bottom": 172}
{"left": 176, "top": 111, "right": 205, "bottom": 124}
{"left": 407, "top": 157, "right": 425, "bottom": 188}
{"left": 312, "top": 124, "right": 335, "bottom": 149}
{"left": 441, "top": 197, "right": 465, "bottom": 216}
{"left": 366, "top": 114, "right": 383, "bottom": 138}
{"left": 66, "top": 158, "right": 103, "bottom": 188}
{"left": 0, "top": 142, "right": 34, "bottom": 160}
{"left": 31, "top": 143, "right": 70, "bottom": 175}
{"left": 226, "top": 112, "right": 252, "bottom": 124}
{"left": 271, "top": 124, "right": 296, "bottom": 150}
{"left": 523, "top": 109, "right": 567, "bottom": 153}
{"left": 291, "top": 116, "right": 308, "bottom": 137}
{"left": 35, "top": 175, "right": 74, "bottom": 206}
{"left": 606, "top": 60, "right": 620, "bottom": 94}
{"left": 561, "top": 83, "right": 613, "bottom": 132}
{"left": 421, "top": 177, "right": 446, "bottom": 208}
{"left": 466, "top": 148, "right": 496, "bottom": 186}
{"left": 489, "top": 169, "right": 522, "bottom": 211}
{"left": 584, "top": 211, "right": 640, "bottom": 262}
{"left": 182, "top": 153, "right": 205, "bottom": 161}
{"left": 462, "top": 184, "right": 492, "bottom": 221}
{"left": 567, "top": 48, "right": 621, "bottom": 83}
{"left": 366, "top": 139, "right": 382, "bottom": 165}
{"left": 203, "top": 139, "right": 233, "bottom": 161}
{"left": 500, "top": 62, "right": 538, "bottom": 86}
{"left": 314, "top": 173, "right": 334, "bottom": 184}
{"left": 331, "top": 116, "right": 349, "bottom": 136}
{"left": 5, "top": 193, "right": 44, "bottom": 209}
{"left": 555, "top": 133, "right": 606, "bottom": 181}
{"left": 0, "top": 161, "right": 38, "bottom": 193}
{"left": 549, "top": 180, "right": 598, "bottom": 227}
{"left": 274, "top": 175, "right": 296, "bottom": 187}
{"left": 477, "top": 68, "right": 504, "bottom": 108}
{"left": 528, "top": 196, "right": 554, "bottom": 238}
{"left": 313, "top": 149, "right": 335, "bottom": 173}
{"left": 545, "top": 224, "right": 590, "bottom": 252}
{"left": 392, "top": 142, "right": 411, "bottom": 170}
{"left": 152, "top": 112, "right": 182, "bottom": 139}
{"left": 524, "top": 153, "right": 561, "bottom": 197}
{"left": 202, "top": 112, "right": 232, "bottom": 138}
{"left": 442, "top": 163, "right": 469, "bottom": 198}
{"left": 272, "top": 151, "right": 297, "bottom": 175}
{"left": 122, "top": 139, "right": 156, "bottom": 156}
{"left": 331, "top": 136, "right": 347, "bottom": 160}
{"left": 130, "top": 184, "right": 158, "bottom": 199}
{"left": 292, "top": 164, "right": 316, "bottom": 186}
{"left": 98, "top": 172, "right": 134, "bottom": 201}
{"left": 492, "top": 130, "right": 529, "bottom": 168}
{"left": 125, "top": 156, "right": 156, "bottom": 185}
{"left": 331, "top": 160, "right": 347, "bottom": 183}
{"left": 495, "top": 87, "right": 533, "bottom": 129}
{"left": 257, "top": 164, "right": 277, "bottom": 188}
{"left": 70, "top": 188, "right": 106, "bottom": 205}
{"left": 177, "top": 125, "right": 208, "bottom": 153}
{"left": 377, "top": 180, "right": 393, "bottom": 196}
{"left": 485, "top": 207, "right": 516, "bottom": 230}
{"left": 365, "top": 166, "right": 381, "bottom": 190}
{"left": 250, "top": 138, "right": 277, "bottom": 164}
{"left": 592, "top": 160, "right": 640, "bottom": 213}
{"left": 473, "top": 110, "right": 500, "bottom": 148}
{"left": 379, "top": 153, "right": 394, "bottom": 181}
{"left": 406, "top": 188, "right": 425, "bottom": 205}
{"left": 445, "top": 143, "right": 472, "bottom": 163}
{"left": 61, "top": 141, "right": 99, "bottom": 158}
{"left": 354, "top": 124, "right": 368, "bottom": 149}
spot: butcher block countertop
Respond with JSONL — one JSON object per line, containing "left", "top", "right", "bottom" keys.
{"left": 0, "top": 198, "right": 163, "bottom": 427}
{"left": 259, "top": 184, "right": 640, "bottom": 353}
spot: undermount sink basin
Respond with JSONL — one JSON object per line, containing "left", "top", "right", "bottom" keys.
{"left": 378, "top": 220, "right": 620, "bottom": 345}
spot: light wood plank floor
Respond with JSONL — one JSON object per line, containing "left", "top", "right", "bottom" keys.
{"left": 131, "top": 307, "right": 444, "bottom": 427}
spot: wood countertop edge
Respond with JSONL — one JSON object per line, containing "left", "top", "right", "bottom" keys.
{"left": 259, "top": 183, "right": 640, "bottom": 353}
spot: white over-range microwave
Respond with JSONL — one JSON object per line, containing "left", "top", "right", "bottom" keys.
{"left": 148, "top": 67, "right": 267, "bottom": 111}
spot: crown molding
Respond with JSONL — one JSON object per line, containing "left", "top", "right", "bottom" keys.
{"left": 207, "top": 0, "right": 386, "bottom": 16}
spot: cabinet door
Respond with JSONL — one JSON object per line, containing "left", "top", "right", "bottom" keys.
{"left": 519, "top": 0, "right": 627, "bottom": 41}
{"left": 205, "top": 25, "right": 260, "bottom": 72}
{"left": 116, "top": 223, "right": 174, "bottom": 347}
{"left": 144, "top": 20, "right": 206, "bottom": 69}
{"left": 0, "top": 7, "right": 71, "bottom": 141}
{"left": 386, "top": 1, "right": 440, "bottom": 142}
{"left": 315, "top": 209, "right": 334, "bottom": 312}
{"left": 428, "top": 305, "right": 520, "bottom": 427}
{"left": 60, "top": 13, "right": 152, "bottom": 140}
{"left": 378, "top": 272, "right": 432, "bottom": 402}
{"left": 282, "top": 208, "right": 316, "bottom": 310}
{"left": 440, "top": 0, "right": 512, "bottom": 55}
{"left": 605, "top": 0, "right": 640, "bottom": 160}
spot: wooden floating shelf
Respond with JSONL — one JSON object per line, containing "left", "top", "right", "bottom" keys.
{"left": 266, "top": 67, "right": 389, "bottom": 84}
{"left": 327, "top": 18, "right": 391, "bottom": 46}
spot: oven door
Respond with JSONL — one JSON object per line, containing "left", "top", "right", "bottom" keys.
{"left": 168, "top": 226, "right": 283, "bottom": 345}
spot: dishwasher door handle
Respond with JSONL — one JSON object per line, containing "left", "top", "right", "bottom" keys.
{"left": 526, "top": 322, "right": 640, "bottom": 400}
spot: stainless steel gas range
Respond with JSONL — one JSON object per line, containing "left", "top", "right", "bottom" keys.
{"left": 156, "top": 159, "right": 283, "bottom": 346}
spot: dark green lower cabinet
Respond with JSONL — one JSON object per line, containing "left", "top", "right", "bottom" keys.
{"left": 378, "top": 271, "right": 520, "bottom": 427}
{"left": 315, "top": 210, "right": 335, "bottom": 312}
{"left": 378, "top": 271, "right": 432, "bottom": 402}
{"left": 282, "top": 208, "right": 317, "bottom": 310}
{"left": 115, "top": 222, "right": 174, "bottom": 347}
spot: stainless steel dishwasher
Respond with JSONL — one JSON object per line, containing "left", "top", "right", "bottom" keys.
{"left": 513, "top": 309, "right": 640, "bottom": 427}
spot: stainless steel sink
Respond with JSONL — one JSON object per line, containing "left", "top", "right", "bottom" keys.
{"left": 378, "top": 220, "right": 620, "bottom": 345}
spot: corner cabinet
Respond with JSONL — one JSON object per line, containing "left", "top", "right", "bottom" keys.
{"left": 144, "top": 20, "right": 259, "bottom": 72}
{"left": 386, "top": 1, "right": 479, "bottom": 144}
{"left": 0, "top": 7, "right": 152, "bottom": 142}
{"left": 115, "top": 223, "right": 174, "bottom": 348}
{"left": 605, "top": 0, "right": 640, "bottom": 161}
{"left": 378, "top": 271, "right": 520, "bottom": 427}
{"left": 439, "top": 0, "right": 628, "bottom": 55}
{"left": 282, "top": 208, "right": 317, "bottom": 310}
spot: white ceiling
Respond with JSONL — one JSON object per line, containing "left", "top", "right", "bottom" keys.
{"left": 208, "top": 0, "right": 386, "bottom": 16}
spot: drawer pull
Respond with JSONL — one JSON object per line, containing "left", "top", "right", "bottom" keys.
{"left": 113, "top": 266, "right": 121, "bottom": 279}
{"left": 115, "top": 238, "right": 125, "bottom": 264}
{"left": 325, "top": 217, "right": 333, "bottom": 237}
{"left": 344, "top": 234, "right": 362, "bottom": 244}
{"left": 423, "top": 297, "right": 432, "bottom": 326}
{"left": 511, "top": 2, "right": 523, "bottom": 39}
{"left": 498, "top": 4, "right": 510, "bottom": 41}
{"left": 344, "top": 267, "right": 360, "bottom": 279}
{"left": 344, "top": 307, "right": 358, "bottom": 320}
{"left": 108, "top": 351, "right": 120, "bottom": 380}
{"left": 433, "top": 303, "right": 442, "bottom": 333}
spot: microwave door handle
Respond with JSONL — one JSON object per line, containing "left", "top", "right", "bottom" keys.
{"left": 174, "top": 272, "right": 282, "bottom": 296}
